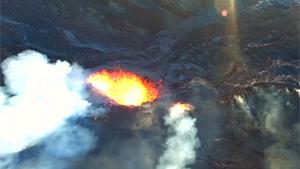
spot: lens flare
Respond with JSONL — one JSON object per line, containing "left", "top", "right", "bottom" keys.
{"left": 221, "top": 9, "right": 228, "bottom": 17}
{"left": 87, "top": 69, "right": 159, "bottom": 106}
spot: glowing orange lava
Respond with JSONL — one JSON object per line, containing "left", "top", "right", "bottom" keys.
{"left": 170, "top": 102, "right": 193, "bottom": 118}
{"left": 87, "top": 69, "right": 159, "bottom": 106}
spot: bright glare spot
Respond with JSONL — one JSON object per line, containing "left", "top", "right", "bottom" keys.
{"left": 221, "top": 10, "right": 228, "bottom": 17}
{"left": 295, "top": 88, "right": 300, "bottom": 97}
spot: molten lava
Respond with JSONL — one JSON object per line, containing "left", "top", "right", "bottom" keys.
{"left": 170, "top": 102, "right": 193, "bottom": 118}
{"left": 87, "top": 69, "right": 159, "bottom": 106}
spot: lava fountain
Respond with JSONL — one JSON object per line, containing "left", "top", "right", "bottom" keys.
{"left": 87, "top": 69, "right": 159, "bottom": 106}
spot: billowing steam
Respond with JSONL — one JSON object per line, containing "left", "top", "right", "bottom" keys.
{"left": 156, "top": 103, "right": 200, "bottom": 169}
{"left": 0, "top": 50, "right": 97, "bottom": 168}
{"left": 234, "top": 87, "right": 300, "bottom": 169}
{"left": 0, "top": 50, "right": 203, "bottom": 169}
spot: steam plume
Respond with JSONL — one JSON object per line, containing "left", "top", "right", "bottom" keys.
{"left": 156, "top": 103, "right": 200, "bottom": 169}
{"left": 0, "top": 50, "right": 91, "bottom": 155}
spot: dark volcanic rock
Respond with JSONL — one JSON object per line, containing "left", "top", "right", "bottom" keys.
{"left": 1, "top": 0, "right": 299, "bottom": 169}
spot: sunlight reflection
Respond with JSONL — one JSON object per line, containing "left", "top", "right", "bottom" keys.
{"left": 215, "top": 0, "right": 244, "bottom": 70}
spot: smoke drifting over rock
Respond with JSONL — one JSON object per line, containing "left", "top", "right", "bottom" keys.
{"left": 0, "top": 50, "right": 97, "bottom": 168}
{"left": 0, "top": 0, "right": 299, "bottom": 167}
{"left": 156, "top": 103, "right": 200, "bottom": 169}
{"left": 0, "top": 50, "right": 203, "bottom": 169}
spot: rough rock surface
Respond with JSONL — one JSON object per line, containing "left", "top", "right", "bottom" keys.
{"left": 1, "top": 0, "right": 299, "bottom": 169}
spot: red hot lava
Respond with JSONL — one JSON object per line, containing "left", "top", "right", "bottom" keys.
{"left": 87, "top": 69, "right": 159, "bottom": 106}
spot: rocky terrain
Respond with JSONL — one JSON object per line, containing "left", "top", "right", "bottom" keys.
{"left": 1, "top": 0, "right": 299, "bottom": 169}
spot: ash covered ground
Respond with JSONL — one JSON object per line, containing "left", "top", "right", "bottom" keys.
{"left": 0, "top": 0, "right": 299, "bottom": 169}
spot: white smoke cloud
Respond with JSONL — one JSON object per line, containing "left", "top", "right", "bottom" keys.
{"left": 0, "top": 88, "right": 7, "bottom": 105}
{"left": 156, "top": 103, "right": 200, "bottom": 169}
{"left": 0, "top": 50, "right": 91, "bottom": 155}
{"left": 234, "top": 95, "right": 253, "bottom": 119}
{"left": 234, "top": 88, "right": 300, "bottom": 169}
